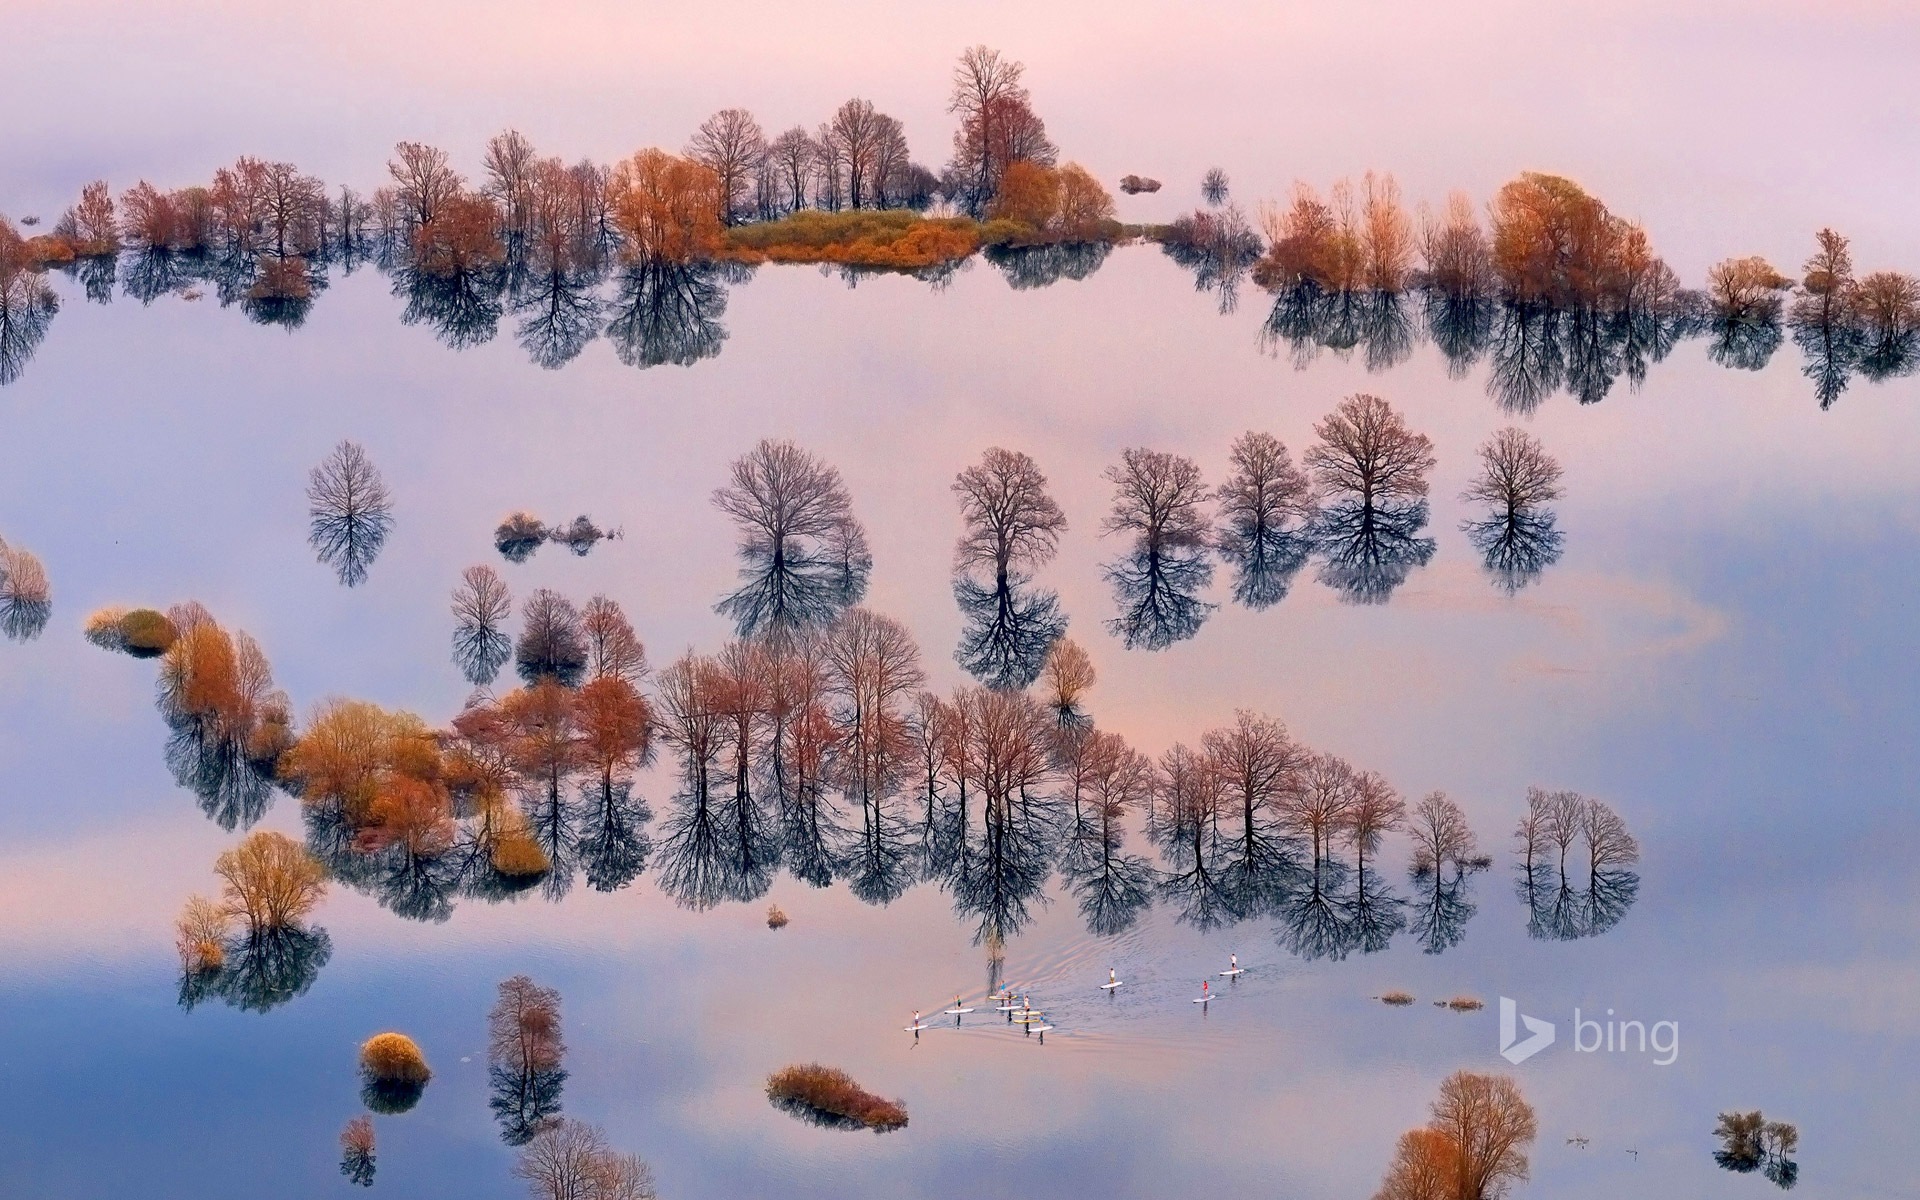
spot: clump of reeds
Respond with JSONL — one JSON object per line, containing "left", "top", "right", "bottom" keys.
{"left": 495, "top": 511, "right": 549, "bottom": 563}
{"left": 1447, "top": 996, "right": 1485, "bottom": 1012}
{"left": 766, "top": 1063, "right": 908, "bottom": 1132}
{"left": 360, "top": 1032, "right": 432, "bottom": 1113}
{"left": 1380, "top": 990, "right": 1416, "bottom": 1007}
{"left": 489, "top": 812, "right": 552, "bottom": 879}
{"left": 85, "top": 606, "right": 179, "bottom": 656}
{"left": 766, "top": 904, "right": 789, "bottom": 930}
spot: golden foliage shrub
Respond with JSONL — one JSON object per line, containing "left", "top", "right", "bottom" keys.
{"left": 359, "top": 1033, "right": 432, "bottom": 1084}
{"left": 766, "top": 1063, "right": 908, "bottom": 1131}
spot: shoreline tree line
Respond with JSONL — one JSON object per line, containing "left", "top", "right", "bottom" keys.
{"left": 2, "top": 50, "right": 1912, "bottom": 402}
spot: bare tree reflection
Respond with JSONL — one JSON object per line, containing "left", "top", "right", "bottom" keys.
{"left": 1853, "top": 269, "right": 1920, "bottom": 383}
{"left": 919, "top": 686, "right": 1058, "bottom": 941}
{"left": 512, "top": 264, "right": 605, "bottom": 369}
{"left": 0, "top": 537, "right": 52, "bottom": 641}
{"left": 180, "top": 925, "right": 333, "bottom": 1014}
{"left": 0, "top": 227, "right": 59, "bottom": 386}
{"left": 1101, "top": 448, "right": 1215, "bottom": 649}
{"left": 1158, "top": 206, "right": 1262, "bottom": 314}
{"left": 605, "top": 260, "right": 733, "bottom": 368}
{"left": 306, "top": 440, "right": 394, "bottom": 587}
{"left": 985, "top": 240, "right": 1111, "bottom": 290}
{"left": 655, "top": 652, "right": 766, "bottom": 909}
{"left": 496, "top": 511, "right": 549, "bottom": 563}
{"left": 1406, "top": 791, "right": 1489, "bottom": 954}
{"left": 1514, "top": 787, "right": 1640, "bottom": 940}
{"left": 489, "top": 974, "right": 568, "bottom": 1146}
{"left": 452, "top": 564, "right": 513, "bottom": 685}
{"left": 1460, "top": 427, "right": 1565, "bottom": 593}
{"left": 951, "top": 447, "right": 1069, "bottom": 688}
{"left": 1213, "top": 432, "right": 1314, "bottom": 609}
{"left": 713, "top": 439, "right": 870, "bottom": 640}
{"left": 1055, "top": 727, "right": 1155, "bottom": 935}
{"left": 1147, "top": 743, "right": 1233, "bottom": 929}
{"left": 1706, "top": 256, "right": 1792, "bottom": 371}
{"left": 1304, "top": 394, "right": 1436, "bottom": 604}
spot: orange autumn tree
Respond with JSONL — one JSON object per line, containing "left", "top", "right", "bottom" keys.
{"left": 609, "top": 149, "right": 722, "bottom": 264}
{"left": 279, "top": 699, "right": 449, "bottom": 841}
{"left": 988, "top": 161, "right": 1115, "bottom": 242}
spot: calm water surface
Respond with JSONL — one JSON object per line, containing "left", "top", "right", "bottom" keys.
{"left": 3, "top": 4, "right": 1919, "bottom": 1198}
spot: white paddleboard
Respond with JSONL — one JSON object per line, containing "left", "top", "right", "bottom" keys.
{"left": 1193, "top": 996, "right": 1214, "bottom": 1003}
{"left": 996, "top": 1004, "right": 1021, "bottom": 1011}
{"left": 1100, "top": 981, "right": 1123, "bottom": 990}
{"left": 1219, "top": 968, "right": 1246, "bottom": 977}
{"left": 904, "top": 1024, "right": 930, "bottom": 1032}
{"left": 1030, "top": 1024, "right": 1054, "bottom": 1034}
{"left": 944, "top": 1007, "right": 975, "bottom": 1015}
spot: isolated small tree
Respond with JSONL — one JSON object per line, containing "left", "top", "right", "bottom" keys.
{"left": 1101, "top": 448, "right": 1216, "bottom": 650}
{"left": 1306, "top": 394, "right": 1436, "bottom": 509}
{"left": 1201, "top": 168, "right": 1230, "bottom": 207}
{"left": 1038, "top": 637, "right": 1096, "bottom": 727}
{"left": 452, "top": 564, "right": 513, "bottom": 685}
{"left": 307, "top": 441, "right": 394, "bottom": 587}
{"left": 214, "top": 830, "right": 327, "bottom": 934}
{"left": 713, "top": 439, "right": 867, "bottom": 638}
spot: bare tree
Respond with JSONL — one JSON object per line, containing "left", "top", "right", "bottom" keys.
{"left": 388, "top": 141, "right": 463, "bottom": 229}
{"left": 517, "top": 589, "right": 587, "bottom": 686}
{"left": 214, "top": 830, "right": 327, "bottom": 934}
{"left": 1038, "top": 637, "right": 1096, "bottom": 727}
{"left": 306, "top": 440, "right": 394, "bottom": 587}
{"left": 1461, "top": 427, "right": 1564, "bottom": 592}
{"left": 953, "top": 447, "right": 1067, "bottom": 580}
{"left": 1580, "top": 795, "right": 1639, "bottom": 889}
{"left": 484, "top": 130, "right": 539, "bottom": 234}
{"left": 1373, "top": 1128, "right": 1459, "bottom": 1200}
{"left": 1789, "top": 227, "right": 1862, "bottom": 408}
{"left": 687, "top": 108, "right": 767, "bottom": 226}
{"left": 1306, "top": 395, "right": 1437, "bottom": 604}
{"left": 339, "top": 1114, "right": 376, "bottom": 1186}
{"left": 946, "top": 46, "right": 1030, "bottom": 213}
{"left": 1420, "top": 192, "right": 1494, "bottom": 298}
{"left": 952, "top": 447, "right": 1069, "bottom": 687}
{"left": 452, "top": 564, "right": 513, "bottom": 685}
{"left": 713, "top": 439, "right": 866, "bottom": 638}
{"left": 1214, "top": 430, "right": 1314, "bottom": 609}
{"left": 824, "top": 608, "right": 926, "bottom": 860}
{"left": 1101, "top": 448, "right": 1216, "bottom": 649}
{"left": 1281, "top": 753, "right": 1355, "bottom": 886}
{"left": 1344, "top": 769, "right": 1405, "bottom": 878}
{"left": 1428, "top": 1070, "right": 1537, "bottom": 1200}
{"left": 827, "top": 99, "right": 885, "bottom": 210}
{"left": 582, "top": 595, "right": 647, "bottom": 684}
{"left": 0, "top": 536, "right": 51, "bottom": 642}
{"left": 489, "top": 974, "right": 567, "bottom": 1144}
{"left": 1306, "top": 394, "right": 1435, "bottom": 508}
{"left": 1408, "top": 791, "right": 1481, "bottom": 879}
{"left": 1463, "top": 427, "right": 1562, "bottom": 518}
{"left": 514, "top": 1118, "right": 656, "bottom": 1200}
{"left": 765, "top": 126, "right": 817, "bottom": 214}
